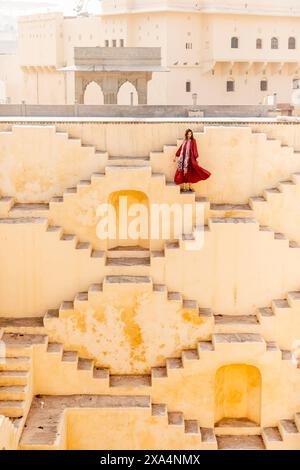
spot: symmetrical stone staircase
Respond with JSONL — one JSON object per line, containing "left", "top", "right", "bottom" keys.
{"left": 1, "top": 124, "right": 300, "bottom": 449}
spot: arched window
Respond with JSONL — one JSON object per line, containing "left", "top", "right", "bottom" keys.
{"left": 271, "top": 37, "right": 279, "bottom": 49}
{"left": 231, "top": 36, "right": 239, "bottom": 48}
{"left": 288, "top": 37, "right": 296, "bottom": 49}
{"left": 256, "top": 38, "right": 262, "bottom": 49}
{"left": 293, "top": 78, "right": 300, "bottom": 90}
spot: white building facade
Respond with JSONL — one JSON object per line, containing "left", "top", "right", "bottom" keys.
{"left": 1, "top": 0, "right": 300, "bottom": 105}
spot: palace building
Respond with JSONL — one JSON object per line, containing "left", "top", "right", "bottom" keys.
{"left": 1, "top": 0, "right": 300, "bottom": 105}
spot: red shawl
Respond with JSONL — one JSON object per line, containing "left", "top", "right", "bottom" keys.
{"left": 174, "top": 138, "right": 211, "bottom": 185}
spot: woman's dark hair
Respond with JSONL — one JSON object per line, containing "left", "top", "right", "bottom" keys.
{"left": 185, "top": 128, "right": 194, "bottom": 140}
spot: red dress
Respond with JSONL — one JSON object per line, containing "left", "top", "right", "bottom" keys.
{"left": 174, "top": 138, "right": 211, "bottom": 185}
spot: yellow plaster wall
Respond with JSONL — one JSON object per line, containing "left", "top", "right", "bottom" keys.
{"left": 66, "top": 408, "right": 203, "bottom": 450}
{"left": 44, "top": 282, "right": 211, "bottom": 374}
{"left": 163, "top": 220, "right": 300, "bottom": 315}
{"left": 0, "top": 219, "right": 104, "bottom": 317}
{"left": 0, "top": 126, "right": 102, "bottom": 203}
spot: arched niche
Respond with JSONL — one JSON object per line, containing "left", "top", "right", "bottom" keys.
{"left": 215, "top": 364, "right": 261, "bottom": 426}
{"left": 107, "top": 190, "right": 150, "bottom": 249}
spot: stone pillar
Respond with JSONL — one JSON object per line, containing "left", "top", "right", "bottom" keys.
{"left": 102, "top": 77, "right": 119, "bottom": 104}
{"left": 74, "top": 75, "right": 84, "bottom": 104}
{"left": 136, "top": 76, "right": 148, "bottom": 105}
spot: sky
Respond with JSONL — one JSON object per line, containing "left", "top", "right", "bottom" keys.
{"left": 0, "top": 0, "right": 102, "bottom": 16}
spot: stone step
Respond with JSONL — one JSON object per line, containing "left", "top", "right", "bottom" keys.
{"left": 182, "top": 349, "right": 199, "bottom": 364}
{"left": 257, "top": 307, "right": 274, "bottom": 319}
{"left": 93, "top": 368, "right": 109, "bottom": 380}
{"left": 217, "top": 435, "right": 265, "bottom": 450}
{"left": 0, "top": 317, "right": 45, "bottom": 335}
{"left": 209, "top": 217, "right": 257, "bottom": 226}
{"left": 279, "top": 419, "right": 299, "bottom": 438}
{"left": 59, "top": 302, "right": 74, "bottom": 316}
{"left": 151, "top": 367, "right": 167, "bottom": 379}
{"left": 44, "top": 310, "right": 60, "bottom": 322}
{"left": 200, "top": 428, "right": 217, "bottom": 446}
{"left": 182, "top": 300, "right": 198, "bottom": 310}
{"left": 153, "top": 284, "right": 167, "bottom": 294}
{"left": 62, "top": 351, "right": 78, "bottom": 364}
{"left": 74, "top": 292, "right": 88, "bottom": 305}
{"left": 210, "top": 203, "right": 253, "bottom": 218}
{"left": 77, "top": 358, "right": 93, "bottom": 372}
{"left": 59, "top": 233, "right": 77, "bottom": 246}
{"left": 107, "top": 246, "right": 150, "bottom": 259}
{"left": 9, "top": 203, "right": 49, "bottom": 218}
{"left": 287, "top": 291, "right": 300, "bottom": 307}
{"left": 199, "top": 308, "right": 213, "bottom": 319}
{"left": 109, "top": 375, "right": 151, "bottom": 388}
{"left": 76, "top": 242, "right": 92, "bottom": 254}
{"left": 214, "top": 315, "right": 259, "bottom": 325}
{"left": 88, "top": 284, "right": 103, "bottom": 299}
{"left": 108, "top": 156, "right": 150, "bottom": 167}
{"left": 0, "top": 217, "right": 48, "bottom": 227}
{"left": 214, "top": 315, "right": 259, "bottom": 334}
{"left": 105, "top": 165, "right": 151, "bottom": 176}
{"left": 215, "top": 418, "right": 261, "bottom": 436}
{"left": 151, "top": 403, "right": 167, "bottom": 417}
{"left": 197, "top": 341, "right": 214, "bottom": 356}
{"left": 2, "top": 333, "right": 47, "bottom": 347}
{"left": 274, "top": 298, "right": 294, "bottom": 312}
{"left": 278, "top": 180, "right": 297, "bottom": 192}
{"left": 46, "top": 343, "right": 63, "bottom": 355}
{"left": 0, "top": 385, "right": 27, "bottom": 400}
{"left": 167, "top": 292, "right": 182, "bottom": 302}
{"left": 212, "top": 333, "right": 265, "bottom": 354}
{"left": 249, "top": 195, "right": 266, "bottom": 208}
{"left": 0, "top": 357, "right": 31, "bottom": 371}
{"left": 0, "top": 370, "right": 29, "bottom": 386}
{"left": 1, "top": 333, "right": 47, "bottom": 356}
{"left": 263, "top": 188, "right": 282, "bottom": 200}
{"left": 105, "top": 257, "right": 151, "bottom": 267}
{"left": 91, "top": 172, "right": 105, "bottom": 183}
{"left": 168, "top": 412, "right": 184, "bottom": 426}
{"left": 167, "top": 358, "right": 183, "bottom": 370}
{"left": 103, "top": 275, "right": 152, "bottom": 288}
{"left": 105, "top": 258, "right": 150, "bottom": 276}
{"left": 184, "top": 420, "right": 200, "bottom": 435}
{"left": 0, "top": 400, "right": 26, "bottom": 418}
{"left": 262, "top": 427, "right": 284, "bottom": 450}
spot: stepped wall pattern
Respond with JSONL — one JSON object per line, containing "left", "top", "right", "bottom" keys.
{"left": 0, "top": 119, "right": 300, "bottom": 450}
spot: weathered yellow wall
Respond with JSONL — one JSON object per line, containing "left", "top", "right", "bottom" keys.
{"left": 66, "top": 408, "right": 205, "bottom": 450}
{"left": 0, "top": 126, "right": 104, "bottom": 203}
{"left": 0, "top": 219, "right": 104, "bottom": 317}
{"left": 44, "top": 281, "right": 210, "bottom": 374}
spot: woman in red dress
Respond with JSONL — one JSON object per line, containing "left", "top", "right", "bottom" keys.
{"left": 173, "top": 128, "right": 211, "bottom": 192}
